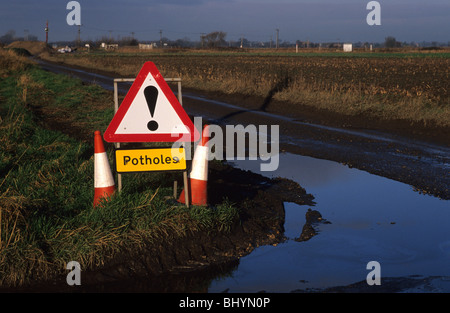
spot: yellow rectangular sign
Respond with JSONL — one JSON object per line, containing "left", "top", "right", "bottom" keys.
{"left": 115, "top": 147, "right": 186, "bottom": 173}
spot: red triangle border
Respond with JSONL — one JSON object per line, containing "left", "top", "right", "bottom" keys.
{"left": 103, "top": 62, "right": 199, "bottom": 143}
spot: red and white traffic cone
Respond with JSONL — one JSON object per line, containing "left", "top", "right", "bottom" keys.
{"left": 178, "top": 125, "right": 210, "bottom": 206}
{"left": 93, "top": 130, "right": 116, "bottom": 207}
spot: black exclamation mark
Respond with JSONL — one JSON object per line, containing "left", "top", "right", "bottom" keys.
{"left": 144, "top": 86, "right": 159, "bottom": 131}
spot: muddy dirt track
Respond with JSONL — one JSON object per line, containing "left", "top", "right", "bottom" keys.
{"left": 11, "top": 58, "right": 448, "bottom": 293}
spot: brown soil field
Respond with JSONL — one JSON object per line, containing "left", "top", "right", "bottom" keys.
{"left": 37, "top": 45, "right": 450, "bottom": 132}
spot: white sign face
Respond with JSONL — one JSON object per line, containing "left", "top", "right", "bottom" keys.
{"left": 104, "top": 62, "right": 199, "bottom": 143}
{"left": 115, "top": 72, "right": 189, "bottom": 135}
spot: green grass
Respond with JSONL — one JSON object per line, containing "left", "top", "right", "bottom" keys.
{"left": 0, "top": 50, "right": 238, "bottom": 287}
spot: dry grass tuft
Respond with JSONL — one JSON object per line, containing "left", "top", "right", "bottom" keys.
{"left": 0, "top": 49, "right": 33, "bottom": 77}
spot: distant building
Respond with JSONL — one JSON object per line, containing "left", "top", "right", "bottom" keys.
{"left": 57, "top": 46, "right": 72, "bottom": 53}
{"left": 101, "top": 42, "right": 118, "bottom": 50}
{"left": 343, "top": 43, "right": 353, "bottom": 52}
{"left": 139, "top": 43, "right": 153, "bottom": 50}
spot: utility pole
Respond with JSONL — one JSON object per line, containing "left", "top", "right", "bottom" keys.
{"left": 275, "top": 28, "right": 279, "bottom": 49}
{"left": 200, "top": 33, "right": 205, "bottom": 48}
{"left": 77, "top": 24, "right": 81, "bottom": 47}
{"left": 45, "top": 20, "right": 49, "bottom": 44}
{"left": 159, "top": 29, "right": 163, "bottom": 47}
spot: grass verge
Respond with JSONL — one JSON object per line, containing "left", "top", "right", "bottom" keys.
{"left": 0, "top": 48, "right": 238, "bottom": 287}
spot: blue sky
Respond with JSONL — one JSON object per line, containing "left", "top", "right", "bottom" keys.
{"left": 0, "top": 0, "right": 448, "bottom": 43}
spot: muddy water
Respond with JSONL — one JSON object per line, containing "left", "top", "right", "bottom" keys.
{"left": 209, "top": 154, "right": 450, "bottom": 292}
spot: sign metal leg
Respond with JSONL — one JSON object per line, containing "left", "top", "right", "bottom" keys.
{"left": 183, "top": 170, "right": 189, "bottom": 208}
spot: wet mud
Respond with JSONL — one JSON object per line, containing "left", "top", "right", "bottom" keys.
{"left": 292, "top": 276, "right": 450, "bottom": 293}
{"left": 181, "top": 89, "right": 449, "bottom": 200}
{"left": 295, "top": 209, "right": 331, "bottom": 242}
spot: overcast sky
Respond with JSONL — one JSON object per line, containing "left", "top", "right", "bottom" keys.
{"left": 0, "top": 0, "right": 449, "bottom": 43}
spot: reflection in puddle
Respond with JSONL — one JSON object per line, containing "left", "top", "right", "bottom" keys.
{"left": 208, "top": 153, "right": 450, "bottom": 292}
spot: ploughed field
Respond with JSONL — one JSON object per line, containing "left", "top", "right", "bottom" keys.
{"left": 44, "top": 49, "right": 450, "bottom": 129}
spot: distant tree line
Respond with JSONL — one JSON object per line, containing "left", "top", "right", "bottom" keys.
{"left": 0, "top": 30, "right": 38, "bottom": 45}
{"left": 1, "top": 29, "right": 449, "bottom": 49}
{"left": 384, "top": 36, "right": 401, "bottom": 48}
{"left": 201, "top": 31, "right": 227, "bottom": 48}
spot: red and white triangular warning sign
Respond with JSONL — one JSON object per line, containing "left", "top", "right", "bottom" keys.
{"left": 104, "top": 62, "right": 199, "bottom": 143}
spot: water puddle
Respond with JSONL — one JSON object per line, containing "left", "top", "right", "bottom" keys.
{"left": 208, "top": 153, "right": 450, "bottom": 292}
